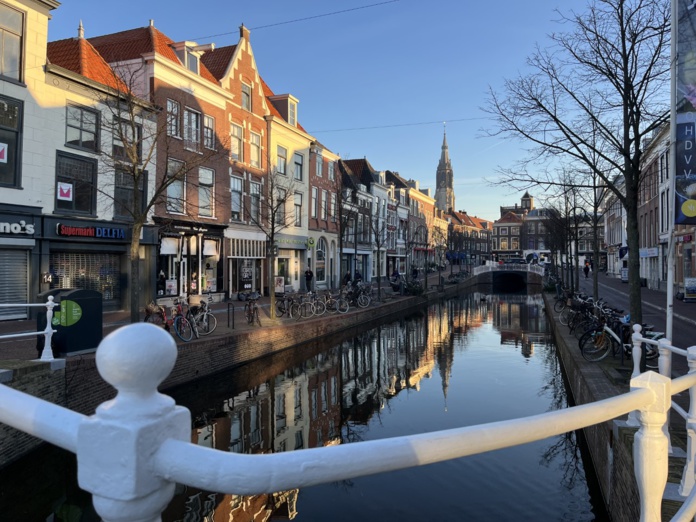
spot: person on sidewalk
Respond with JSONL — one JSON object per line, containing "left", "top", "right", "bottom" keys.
{"left": 304, "top": 266, "right": 314, "bottom": 292}
{"left": 583, "top": 262, "right": 590, "bottom": 278}
{"left": 342, "top": 271, "right": 352, "bottom": 287}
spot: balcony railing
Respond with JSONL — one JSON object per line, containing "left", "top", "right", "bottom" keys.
{"left": 1, "top": 321, "right": 696, "bottom": 519}
{"left": 0, "top": 297, "right": 58, "bottom": 362}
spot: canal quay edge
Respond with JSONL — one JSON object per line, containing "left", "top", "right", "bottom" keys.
{"left": 543, "top": 292, "right": 687, "bottom": 521}
{"left": 0, "top": 282, "right": 468, "bottom": 467}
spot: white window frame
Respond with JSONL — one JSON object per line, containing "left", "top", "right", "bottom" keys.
{"left": 293, "top": 152, "right": 303, "bottom": 181}
{"left": 184, "top": 108, "right": 201, "bottom": 151}
{"left": 250, "top": 181, "right": 261, "bottom": 222}
{"left": 203, "top": 115, "right": 215, "bottom": 150}
{"left": 321, "top": 189, "right": 328, "bottom": 220}
{"left": 277, "top": 145, "right": 287, "bottom": 175}
{"left": 230, "top": 124, "right": 243, "bottom": 162}
{"left": 311, "top": 187, "right": 318, "bottom": 218}
{"left": 166, "top": 99, "right": 180, "bottom": 137}
{"left": 294, "top": 192, "right": 302, "bottom": 227}
{"left": 230, "top": 176, "right": 243, "bottom": 221}
{"left": 242, "top": 83, "right": 252, "bottom": 111}
{"left": 316, "top": 153, "right": 323, "bottom": 177}
{"left": 328, "top": 161, "right": 335, "bottom": 181}
{"left": 166, "top": 158, "right": 185, "bottom": 214}
{"left": 250, "top": 132, "right": 261, "bottom": 168}
{"left": 198, "top": 167, "right": 214, "bottom": 217}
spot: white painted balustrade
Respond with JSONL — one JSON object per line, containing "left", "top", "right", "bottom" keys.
{"left": 0, "top": 323, "right": 695, "bottom": 521}
{"left": 0, "top": 297, "right": 58, "bottom": 362}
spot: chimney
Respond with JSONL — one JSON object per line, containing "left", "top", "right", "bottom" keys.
{"left": 240, "top": 24, "right": 250, "bottom": 40}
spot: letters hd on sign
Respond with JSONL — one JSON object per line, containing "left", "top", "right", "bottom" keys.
{"left": 676, "top": 122, "right": 696, "bottom": 225}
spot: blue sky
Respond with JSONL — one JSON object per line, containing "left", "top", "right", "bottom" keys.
{"left": 48, "top": 1, "right": 561, "bottom": 222}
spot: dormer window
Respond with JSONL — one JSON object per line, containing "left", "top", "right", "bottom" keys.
{"left": 288, "top": 101, "right": 296, "bottom": 126}
{"left": 171, "top": 41, "right": 214, "bottom": 75}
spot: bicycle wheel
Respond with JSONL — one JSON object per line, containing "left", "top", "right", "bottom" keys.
{"left": 297, "top": 302, "right": 315, "bottom": 319}
{"left": 553, "top": 299, "right": 566, "bottom": 313}
{"left": 357, "top": 294, "right": 370, "bottom": 308}
{"left": 275, "top": 300, "right": 286, "bottom": 318}
{"left": 580, "top": 330, "right": 612, "bottom": 362}
{"left": 325, "top": 298, "right": 338, "bottom": 314}
{"left": 336, "top": 298, "right": 349, "bottom": 314}
{"left": 574, "top": 319, "right": 598, "bottom": 340}
{"left": 289, "top": 302, "right": 301, "bottom": 319}
{"left": 174, "top": 316, "right": 193, "bottom": 342}
{"left": 559, "top": 307, "right": 572, "bottom": 326}
{"left": 253, "top": 306, "right": 262, "bottom": 326}
{"left": 197, "top": 312, "right": 217, "bottom": 336}
{"left": 313, "top": 300, "right": 326, "bottom": 316}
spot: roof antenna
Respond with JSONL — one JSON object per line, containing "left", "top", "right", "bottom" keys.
{"left": 149, "top": 19, "right": 155, "bottom": 27}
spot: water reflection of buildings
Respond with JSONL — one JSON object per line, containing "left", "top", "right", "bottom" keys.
{"left": 163, "top": 294, "right": 548, "bottom": 520}
{"left": 488, "top": 294, "right": 549, "bottom": 358}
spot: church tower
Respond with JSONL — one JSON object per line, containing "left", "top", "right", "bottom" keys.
{"left": 435, "top": 128, "right": 455, "bottom": 212}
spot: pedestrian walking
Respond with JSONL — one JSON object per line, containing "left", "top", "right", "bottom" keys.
{"left": 304, "top": 266, "right": 314, "bottom": 291}
{"left": 583, "top": 262, "right": 590, "bottom": 279}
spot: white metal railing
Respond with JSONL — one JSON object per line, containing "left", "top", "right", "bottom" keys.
{"left": 472, "top": 263, "right": 545, "bottom": 277}
{"left": 0, "top": 323, "right": 694, "bottom": 520}
{"left": 0, "top": 297, "right": 58, "bottom": 361}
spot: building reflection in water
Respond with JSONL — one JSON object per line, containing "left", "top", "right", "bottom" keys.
{"left": 2, "top": 291, "right": 585, "bottom": 521}
{"left": 160, "top": 291, "right": 552, "bottom": 521}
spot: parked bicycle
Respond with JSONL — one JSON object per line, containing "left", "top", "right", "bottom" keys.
{"left": 190, "top": 295, "right": 217, "bottom": 336}
{"left": 144, "top": 297, "right": 194, "bottom": 342}
{"left": 244, "top": 292, "right": 262, "bottom": 326}
{"left": 579, "top": 312, "right": 662, "bottom": 369}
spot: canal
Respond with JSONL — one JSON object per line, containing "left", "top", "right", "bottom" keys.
{"left": 0, "top": 291, "right": 607, "bottom": 521}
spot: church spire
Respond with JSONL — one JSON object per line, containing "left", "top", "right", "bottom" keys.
{"left": 435, "top": 125, "right": 455, "bottom": 212}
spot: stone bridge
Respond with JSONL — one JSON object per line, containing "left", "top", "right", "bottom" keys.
{"left": 471, "top": 263, "right": 544, "bottom": 292}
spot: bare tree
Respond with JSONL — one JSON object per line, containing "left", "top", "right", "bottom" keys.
{"left": 93, "top": 65, "right": 227, "bottom": 323}
{"left": 484, "top": 0, "right": 670, "bottom": 324}
{"left": 368, "top": 205, "right": 389, "bottom": 301}
{"left": 244, "top": 166, "right": 302, "bottom": 319}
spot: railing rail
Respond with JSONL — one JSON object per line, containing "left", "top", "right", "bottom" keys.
{"left": 472, "top": 263, "right": 545, "bottom": 277}
{"left": 0, "top": 297, "right": 58, "bottom": 361}
{"left": 0, "top": 322, "right": 692, "bottom": 520}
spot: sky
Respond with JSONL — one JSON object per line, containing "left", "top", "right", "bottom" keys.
{"left": 47, "top": 0, "right": 563, "bottom": 222}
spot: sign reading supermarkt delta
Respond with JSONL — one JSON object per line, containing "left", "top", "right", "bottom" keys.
{"left": 56, "top": 223, "right": 126, "bottom": 239}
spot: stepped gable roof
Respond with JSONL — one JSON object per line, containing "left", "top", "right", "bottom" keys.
{"left": 343, "top": 158, "right": 379, "bottom": 187}
{"left": 47, "top": 37, "right": 128, "bottom": 92}
{"left": 88, "top": 25, "right": 217, "bottom": 84}
{"left": 200, "top": 44, "right": 236, "bottom": 81}
{"left": 496, "top": 211, "right": 523, "bottom": 224}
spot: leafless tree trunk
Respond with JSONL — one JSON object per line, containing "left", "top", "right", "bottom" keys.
{"left": 484, "top": 0, "right": 670, "bottom": 324}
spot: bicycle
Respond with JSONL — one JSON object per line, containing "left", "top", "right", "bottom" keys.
{"left": 244, "top": 293, "right": 262, "bottom": 326}
{"left": 144, "top": 297, "right": 193, "bottom": 342}
{"left": 190, "top": 296, "right": 217, "bottom": 336}
{"left": 293, "top": 293, "right": 316, "bottom": 320}
{"left": 579, "top": 315, "right": 660, "bottom": 369}
{"left": 325, "top": 291, "right": 349, "bottom": 314}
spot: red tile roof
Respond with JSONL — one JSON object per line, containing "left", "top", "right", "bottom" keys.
{"left": 200, "top": 45, "right": 236, "bottom": 81}
{"left": 47, "top": 37, "right": 128, "bottom": 91}
{"left": 87, "top": 25, "right": 217, "bottom": 84}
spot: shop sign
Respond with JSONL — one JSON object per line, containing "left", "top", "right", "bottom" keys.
{"left": 678, "top": 234, "right": 694, "bottom": 243}
{"left": 685, "top": 277, "right": 696, "bottom": 302}
{"left": 0, "top": 219, "right": 35, "bottom": 235}
{"left": 639, "top": 247, "right": 659, "bottom": 258}
{"left": 56, "top": 223, "right": 126, "bottom": 239}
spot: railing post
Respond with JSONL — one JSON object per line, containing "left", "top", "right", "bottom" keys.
{"left": 657, "top": 338, "right": 673, "bottom": 455}
{"left": 76, "top": 323, "right": 191, "bottom": 522}
{"left": 627, "top": 324, "right": 644, "bottom": 427}
{"left": 632, "top": 371, "right": 671, "bottom": 522}
{"left": 679, "top": 346, "right": 696, "bottom": 496}
{"left": 38, "top": 296, "right": 57, "bottom": 361}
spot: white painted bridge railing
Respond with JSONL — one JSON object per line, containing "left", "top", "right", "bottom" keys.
{"left": 1, "top": 323, "right": 696, "bottom": 521}
{"left": 472, "top": 262, "right": 545, "bottom": 277}
{"left": 0, "top": 297, "right": 57, "bottom": 362}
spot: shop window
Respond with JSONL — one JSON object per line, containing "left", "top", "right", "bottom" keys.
{"left": 50, "top": 252, "right": 121, "bottom": 302}
{"left": 0, "top": 94, "right": 22, "bottom": 187}
{"left": 66, "top": 105, "right": 99, "bottom": 152}
{"left": 0, "top": 3, "right": 22, "bottom": 82}
{"left": 114, "top": 168, "right": 147, "bottom": 220}
{"left": 55, "top": 151, "right": 96, "bottom": 215}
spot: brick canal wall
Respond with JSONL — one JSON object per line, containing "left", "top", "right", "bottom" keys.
{"left": 543, "top": 293, "right": 639, "bottom": 522}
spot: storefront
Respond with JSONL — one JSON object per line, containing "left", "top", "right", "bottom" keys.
{"left": 156, "top": 221, "right": 225, "bottom": 303}
{"left": 41, "top": 216, "right": 158, "bottom": 313}
{"left": 0, "top": 205, "right": 41, "bottom": 320}
{"left": 227, "top": 228, "right": 268, "bottom": 297}
{"left": 273, "top": 233, "right": 308, "bottom": 293}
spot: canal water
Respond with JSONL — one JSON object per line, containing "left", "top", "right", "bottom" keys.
{"left": 0, "top": 291, "right": 606, "bottom": 521}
